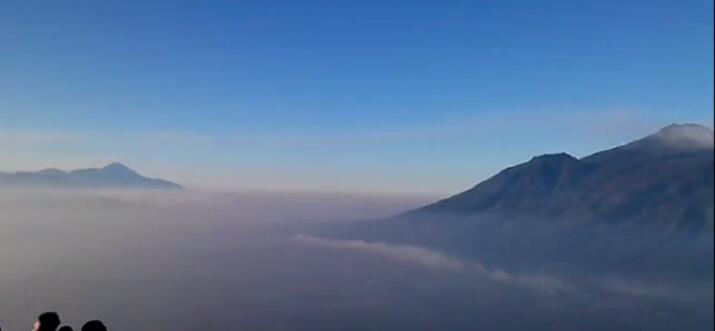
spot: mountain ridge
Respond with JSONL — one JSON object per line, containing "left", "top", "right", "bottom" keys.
{"left": 0, "top": 162, "right": 183, "bottom": 190}
{"left": 413, "top": 123, "right": 714, "bottom": 231}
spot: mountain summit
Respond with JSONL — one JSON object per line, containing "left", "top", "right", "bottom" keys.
{"left": 99, "top": 162, "right": 139, "bottom": 174}
{"left": 0, "top": 163, "right": 183, "bottom": 190}
{"left": 584, "top": 123, "right": 713, "bottom": 164}
{"left": 647, "top": 123, "right": 714, "bottom": 149}
{"left": 415, "top": 124, "right": 714, "bottom": 231}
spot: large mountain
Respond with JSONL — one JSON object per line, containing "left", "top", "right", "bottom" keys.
{"left": 308, "top": 124, "right": 713, "bottom": 290}
{"left": 0, "top": 162, "right": 183, "bottom": 190}
{"left": 414, "top": 124, "right": 714, "bottom": 231}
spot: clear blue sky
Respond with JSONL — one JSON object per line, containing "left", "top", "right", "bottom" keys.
{"left": 1, "top": 0, "right": 712, "bottom": 194}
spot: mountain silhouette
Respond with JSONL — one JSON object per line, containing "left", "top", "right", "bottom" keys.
{"left": 0, "top": 162, "right": 183, "bottom": 190}
{"left": 414, "top": 123, "right": 714, "bottom": 231}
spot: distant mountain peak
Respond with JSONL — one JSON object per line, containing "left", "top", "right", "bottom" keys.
{"left": 582, "top": 123, "right": 714, "bottom": 164}
{"left": 37, "top": 168, "right": 67, "bottom": 175}
{"left": 529, "top": 153, "right": 577, "bottom": 163}
{"left": 646, "top": 123, "right": 714, "bottom": 149}
{"left": 657, "top": 122, "right": 711, "bottom": 133}
{"left": 0, "top": 163, "right": 182, "bottom": 190}
{"left": 102, "top": 162, "right": 131, "bottom": 170}
{"left": 99, "top": 162, "right": 138, "bottom": 175}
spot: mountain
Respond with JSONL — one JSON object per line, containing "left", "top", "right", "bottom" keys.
{"left": 305, "top": 124, "right": 713, "bottom": 288}
{"left": 0, "top": 162, "right": 183, "bottom": 190}
{"left": 413, "top": 124, "right": 714, "bottom": 231}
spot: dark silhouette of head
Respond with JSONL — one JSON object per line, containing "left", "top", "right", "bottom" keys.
{"left": 58, "top": 326, "right": 74, "bottom": 331}
{"left": 80, "top": 320, "right": 107, "bottom": 331}
{"left": 34, "top": 312, "right": 61, "bottom": 331}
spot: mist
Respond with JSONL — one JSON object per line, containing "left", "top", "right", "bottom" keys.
{"left": 0, "top": 189, "right": 712, "bottom": 331}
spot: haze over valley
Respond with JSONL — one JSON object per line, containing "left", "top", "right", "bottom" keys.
{"left": 1, "top": 124, "right": 712, "bottom": 330}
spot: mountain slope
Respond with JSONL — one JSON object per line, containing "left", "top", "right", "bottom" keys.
{"left": 414, "top": 124, "right": 714, "bottom": 231}
{"left": 0, "top": 162, "right": 183, "bottom": 190}
{"left": 309, "top": 123, "right": 713, "bottom": 287}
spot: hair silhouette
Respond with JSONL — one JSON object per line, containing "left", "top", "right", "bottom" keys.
{"left": 80, "top": 320, "right": 107, "bottom": 331}
{"left": 37, "top": 312, "right": 61, "bottom": 331}
{"left": 58, "top": 326, "right": 74, "bottom": 331}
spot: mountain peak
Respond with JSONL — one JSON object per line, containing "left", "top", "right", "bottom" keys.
{"left": 414, "top": 122, "right": 713, "bottom": 230}
{"left": 99, "top": 162, "right": 139, "bottom": 176}
{"left": 101, "top": 162, "right": 131, "bottom": 170}
{"left": 37, "top": 168, "right": 67, "bottom": 175}
{"left": 0, "top": 163, "right": 182, "bottom": 190}
{"left": 657, "top": 122, "right": 711, "bottom": 133}
{"left": 529, "top": 153, "right": 577, "bottom": 163}
{"left": 647, "top": 123, "right": 714, "bottom": 149}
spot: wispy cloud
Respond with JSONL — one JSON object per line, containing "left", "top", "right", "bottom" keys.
{"left": 294, "top": 234, "right": 466, "bottom": 271}
{"left": 487, "top": 269, "right": 576, "bottom": 294}
{"left": 594, "top": 278, "right": 713, "bottom": 303}
{"left": 294, "top": 234, "right": 576, "bottom": 294}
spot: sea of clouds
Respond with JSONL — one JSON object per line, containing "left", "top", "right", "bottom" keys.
{"left": 0, "top": 189, "right": 711, "bottom": 331}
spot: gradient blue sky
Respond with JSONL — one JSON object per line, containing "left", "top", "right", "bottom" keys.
{"left": 1, "top": 0, "right": 713, "bottom": 194}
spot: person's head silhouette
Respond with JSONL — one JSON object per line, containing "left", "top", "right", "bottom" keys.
{"left": 58, "top": 326, "right": 74, "bottom": 331}
{"left": 80, "top": 320, "right": 107, "bottom": 331}
{"left": 33, "top": 312, "right": 61, "bottom": 331}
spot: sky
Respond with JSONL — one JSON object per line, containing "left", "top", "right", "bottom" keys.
{"left": 1, "top": 0, "right": 713, "bottom": 194}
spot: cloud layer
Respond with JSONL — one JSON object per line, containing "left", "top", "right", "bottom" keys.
{"left": 294, "top": 234, "right": 576, "bottom": 294}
